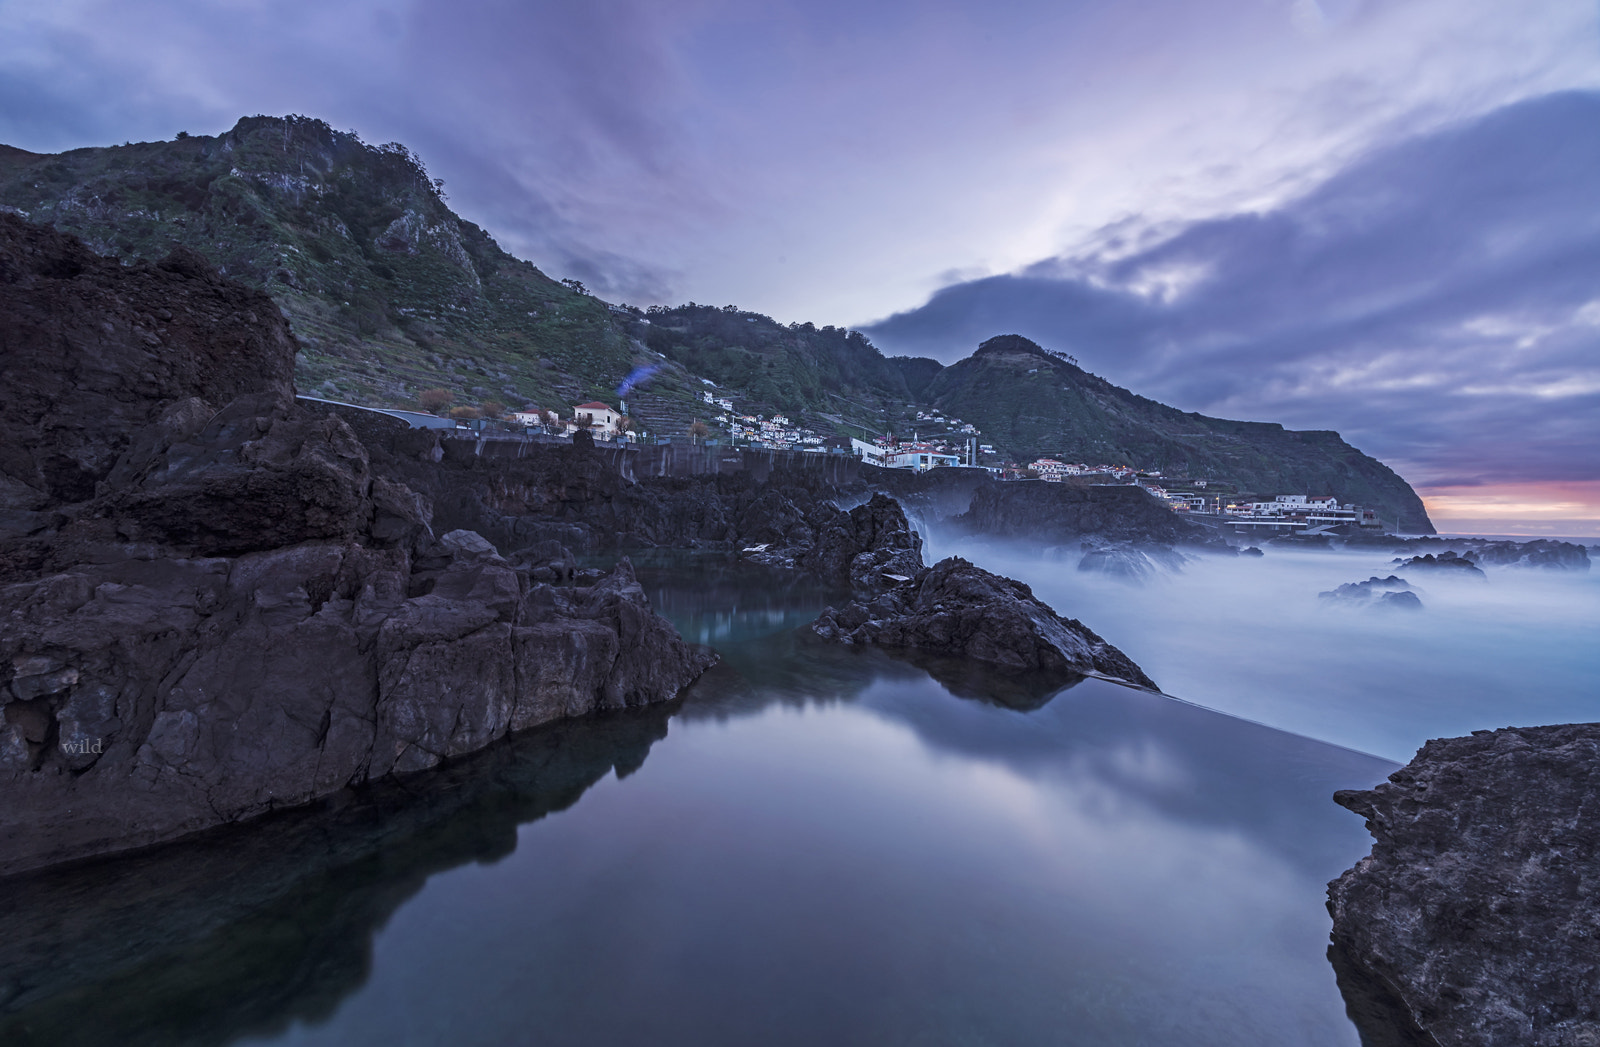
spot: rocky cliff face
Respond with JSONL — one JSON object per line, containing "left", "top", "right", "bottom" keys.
{"left": 0, "top": 216, "right": 712, "bottom": 877}
{"left": 1328, "top": 724, "right": 1600, "bottom": 1047}
{"left": 326, "top": 403, "right": 933, "bottom": 576}
{"left": 0, "top": 117, "right": 629, "bottom": 412}
{"left": 953, "top": 477, "right": 1211, "bottom": 546}
{"left": 0, "top": 213, "right": 297, "bottom": 525}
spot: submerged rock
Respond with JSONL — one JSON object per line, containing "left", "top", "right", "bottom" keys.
{"left": 1378, "top": 590, "right": 1423, "bottom": 611}
{"left": 1471, "top": 540, "right": 1591, "bottom": 571}
{"left": 1077, "top": 544, "right": 1185, "bottom": 582}
{"left": 1391, "top": 551, "right": 1486, "bottom": 578}
{"left": 812, "top": 556, "right": 1157, "bottom": 691}
{"left": 1319, "top": 575, "right": 1423, "bottom": 610}
{"left": 1328, "top": 724, "right": 1600, "bottom": 1047}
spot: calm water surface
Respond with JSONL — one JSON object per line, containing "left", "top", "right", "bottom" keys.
{"left": 4, "top": 555, "right": 1403, "bottom": 1046}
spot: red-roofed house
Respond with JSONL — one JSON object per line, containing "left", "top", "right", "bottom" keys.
{"left": 570, "top": 401, "right": 620, "bottom": 434}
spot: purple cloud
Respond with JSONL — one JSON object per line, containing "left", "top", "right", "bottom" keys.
{"left": 863, "top": 92, "right": 1600, "bottom": 488}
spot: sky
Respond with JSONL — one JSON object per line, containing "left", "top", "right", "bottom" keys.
{"left": 1, "top": 0, "right": 1596, "bottom": 533}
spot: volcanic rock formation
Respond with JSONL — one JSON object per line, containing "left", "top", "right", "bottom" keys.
{"left": 1328, "top": 724, "right": 1600, "bottom": 1047}
{"left": 812, "top": 556, "right": 1157, "bottom": 692}
{"left": 0, "top": 215, "right": 712, "bottom": 876}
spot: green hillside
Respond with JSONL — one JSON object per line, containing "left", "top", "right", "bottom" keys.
{"left": 0, "top": 115, "right": 668, "bottom": 418}
{"left": 0, "top": 117, "right": 1432, "bottom": 529}
{"left": 639, "top": 304, "right": 919, "bottom": 434}
{"left": 917, "top": 335, "right": 1433, "bottom": 532}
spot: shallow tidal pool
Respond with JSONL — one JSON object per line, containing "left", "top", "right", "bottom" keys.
{"left": 13, "top": 546, "right": 1588, "bottom": 1046}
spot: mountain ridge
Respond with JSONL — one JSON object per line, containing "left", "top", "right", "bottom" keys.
{"left": 0, "top": 115, "right": 1432, "bottom": 531}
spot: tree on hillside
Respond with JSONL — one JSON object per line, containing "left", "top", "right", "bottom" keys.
{"left": 419, "top": 387, "right": 454, "bottom": 414}
{"left": 616, "top": 415, "right": 637, "bottom": 438}
{"left": 687, "top": 419, "right": 709, "bottom": 444}
{"left": 480, "top": 400, "right": 505, "bottom": 419}
{"left": 449, "top": 405, "right": 481, "bottom": 421}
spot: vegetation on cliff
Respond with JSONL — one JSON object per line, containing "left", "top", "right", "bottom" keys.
{"left": 0, "top": 119, "right": 1432, "bottom": 529}
{"left": 914, "top": 335, "right": 1433, "bottom": 532}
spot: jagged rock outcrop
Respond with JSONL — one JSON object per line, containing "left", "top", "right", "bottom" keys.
{"left": 0, "top": 535, "right": 710, "bottom": 877}
{"left": 1319, "top": 575, "right": 1422, "bottom": 610}
{"left": 1390, "top": 552, "right": 1486, "bottom": 578}
{"left": 953, "top": 479, "right": 1211, "bottom": 546}
{"left": 326, "top": 403, "right": 933, "bottom": 589}
{"left": 1077, "top": 544, "right": 1187, "bottom": 582}
{"left": 812, "top": 556, "right": 1157, "bottom": 691}
{"left": 0, "top": 216, "right": 712, "bottom": 877}
{"left": 1470, "top": 540, "right": 1591, "bottom": 570}
{"left": 1328, "top": 724, "right": 1600, "bottom": 1047}
{"left": 0, "top": 212, "right": 297, "bottom": 538}
{"left": 743, "top": 492, "right": 924, "bottom": 592}
{"left": 1345, "top": 534, "right": 1592, "bottom": 571}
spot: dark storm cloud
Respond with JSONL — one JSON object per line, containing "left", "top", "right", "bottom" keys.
{"left": 863, "top": 92, "right": 1600, "bottom": 487}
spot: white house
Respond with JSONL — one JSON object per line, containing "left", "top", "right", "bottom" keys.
{"left": 571, "top": 401, "right": 620, "bottom": 433}
{"left": 509, "top": 409, "right": 557, "bottom": 428}
{"left": 1029, "top": 458, "right": 1069, "bottom": 481}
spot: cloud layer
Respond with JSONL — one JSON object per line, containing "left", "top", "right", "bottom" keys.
{"left": 864, "top": 92, "right": 1600, "bottom": 493}
{"left": 2, "top": 0, "right": 1595, "bottom": 322}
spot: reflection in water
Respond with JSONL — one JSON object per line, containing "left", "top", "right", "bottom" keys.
{"left": 0, "top": 708, "right": 675, "bottom": 1047}
{"left": 0, "top": 554, "right": 1399, "bottom": 1046}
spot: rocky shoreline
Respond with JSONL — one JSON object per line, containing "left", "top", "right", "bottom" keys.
{"left": 1328, "top": 724, "right": 1600, "bottom": 1047}
{"left": 0, "top": 214, "right": 1160, "bottom": 877}
{"left": 0, "top": 216, "right": 716, "bottom": 876}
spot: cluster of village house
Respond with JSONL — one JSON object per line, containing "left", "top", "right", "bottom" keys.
{"left": 504, "top": 401, "right": 633, "bottom": 438}
{"left": 1022, "top": 459, "right": 1379, "bottom": 525}
{"left": 701, "top": 391, "right": 829, "bottom": 448}
{"left": 488, "top": 397, "right": 1372, "bottom": 526}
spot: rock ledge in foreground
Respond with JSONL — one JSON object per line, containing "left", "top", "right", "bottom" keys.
{"left": 1328, "top": 723, "right": 1600, "bottom": 1047}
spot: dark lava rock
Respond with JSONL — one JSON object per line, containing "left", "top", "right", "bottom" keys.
{"left": 1328, "top": 724, "right": 1600, "bottom": 1047}
{"left": 1077, "top": 544, "right": 1186, "bottom": 582}
{"left": 1472, "top": 540, "right": 1591, "bottom": 571}
{"left": 1240, "top": 546, "right": 1265, "bottom": 557}
{"left": 1378, "top": 590, "right": 1423, "bottom": 611}
{"left": 812, "top": 556, "right": 1157, "bottom": 691}
{"left": 1320, "top": 576, "right": 1422, "bottom": 610}
{"left": 743, "top": 491, "right": 923, "bottom": 593}
{"left": 1353, "top": 536, "right": 1591, "bottom": 571}
{"left": 952, "top": 480, "right": 1211, "bottom": 546}
{"left": 0, "top": 217, "right": 713, "bottom": 877}
{"left": 0, "top": 215, "right": 296, "bottom": 514}
{"left": 1390, "top": 552, "right": 1486, "bottom": 578}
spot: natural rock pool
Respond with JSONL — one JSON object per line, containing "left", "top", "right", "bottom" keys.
{"left": 2, "top": 553, "right": 1415, "bottom": 1046}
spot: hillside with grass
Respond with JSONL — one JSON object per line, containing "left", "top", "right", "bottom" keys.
{"left": 638, "top": 304, "right": 927, "bottom": 436}
{"left": 918, "top": 335, "right": 1433, "bottom": 531}
{"left": 0, "top": 116, "right": 670, "bottom": 420}
{"left": 0, "top": 117, "right": 1431, "bottom": 528}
